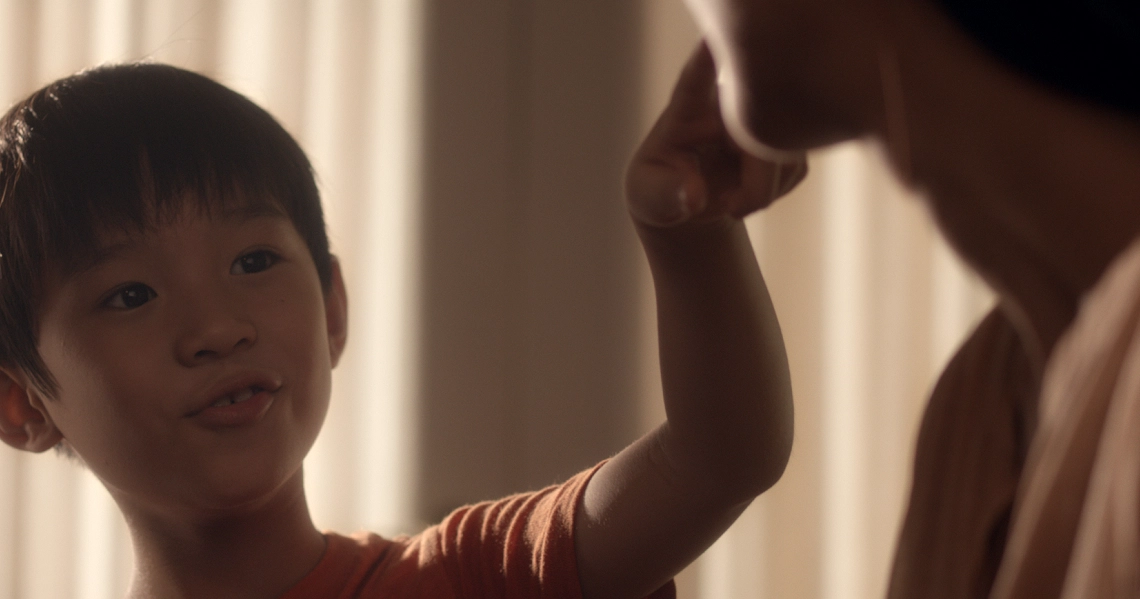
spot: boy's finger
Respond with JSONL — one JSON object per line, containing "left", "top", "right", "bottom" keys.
{"left": 731, "top": 156, "right": 809, "bottom": 217}
{"left": 666, "top": 43, "right": 720, "bottom": 121}
{"left": 627, "top": 160, "right": 706, "bottom": 227}
{"left": 777, "top": 158, "right": 809, "bottom": 197}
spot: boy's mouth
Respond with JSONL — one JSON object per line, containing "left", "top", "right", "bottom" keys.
{"left": 186, "top": 372, "right": 283, "bottom": 418}
{"left": 209, "top": 386, "right": 263, "bottom": 408}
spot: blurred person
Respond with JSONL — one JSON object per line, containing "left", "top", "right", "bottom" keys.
{"left": 676, "top": 0, "right": 1140, "bottom": 597}
{"left": 0, "top": 58, "right": 803, "bottom": 598}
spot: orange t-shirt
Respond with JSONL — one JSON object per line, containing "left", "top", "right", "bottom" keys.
{"left": 282, "top": 464, "right": 677, "bottom": 598}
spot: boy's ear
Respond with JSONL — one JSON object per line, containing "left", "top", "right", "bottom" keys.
{"left": 0, "top": 368, "right": 64, "bottom": 453}
{"left": 325, "top": 256, "right": 348, "bottom": 368}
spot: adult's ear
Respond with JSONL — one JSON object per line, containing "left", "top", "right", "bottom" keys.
{"left": 0, "top": 368, "right": 63, "bottom": 453}
{"left": 325, "top": 256, "right": 349, "bottom": 368}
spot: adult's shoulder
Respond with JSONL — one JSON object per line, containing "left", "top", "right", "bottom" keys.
{"left": 888, "top": 306, "right": 1037, "bottom": 599}
{"left": 984, "top": 237, "right": 1140, "bottom": 599}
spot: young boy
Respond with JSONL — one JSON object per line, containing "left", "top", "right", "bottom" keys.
{"left": 0, "top": 45, "right": 802, "bottom": 599}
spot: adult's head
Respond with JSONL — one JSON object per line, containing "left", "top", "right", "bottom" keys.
{"left": 681, "top": 0, "right": 1140, "bottom": 370}
{"left": 683, "top": 0, "right": 1140, "bottom": 156}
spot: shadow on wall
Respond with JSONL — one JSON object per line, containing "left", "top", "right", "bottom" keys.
{"left": 414, "top": 1, "right": 646, "bottom": 522}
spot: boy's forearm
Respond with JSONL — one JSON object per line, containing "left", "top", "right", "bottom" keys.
{"left": 574, "top": 217, "right": 793, "bottom": 599}
{"left": 576, "top": 45, "right": 801, "bottom": 599}
{"left": 636, "top": 216, "right": 793, "bottom": 500}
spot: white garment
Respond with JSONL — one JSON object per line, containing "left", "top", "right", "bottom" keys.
{"left": 889, "top": 237, "right": 1140, "bottom": 599}
{"left": 992, "top": 236, "right": 1140, "bottom": 599}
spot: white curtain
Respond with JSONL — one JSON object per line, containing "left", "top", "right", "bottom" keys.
{"left": 0, "top": 2, "right": 991, "bottom": 599}
{"left": 1, "top": 2, "right": 423, "bottom": 597}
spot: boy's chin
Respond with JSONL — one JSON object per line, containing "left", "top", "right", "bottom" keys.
{"left": 176, "top": 406, "right": 323, "bottom": 517}
{"left": 183, "top": 465, "right": 307, "bottom": 519}
{"left": 158, "top": 445, "right": 310, "bottom": 518}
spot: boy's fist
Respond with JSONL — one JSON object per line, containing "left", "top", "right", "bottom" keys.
{"left": 626, "top": 44, "right": 807, "bottom": 227}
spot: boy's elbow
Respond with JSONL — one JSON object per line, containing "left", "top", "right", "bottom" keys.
{"left": 734, "top": 396, "right": 794, "bottom": 498}
{"left": 739, "top": 430, "right": 793, "bottom": 498}
{"left": 702, "top": 421, "right": 794, "bottom": 503}
{"left": 663, "top": 403, "right": 794, "bottom": 502}
{"left": 761, "top": 439, "right": 793, "bottom": 493}
{"left": 732, "top": 379, "right": 795, "bottom": 498}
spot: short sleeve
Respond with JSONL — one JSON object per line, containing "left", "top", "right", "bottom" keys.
{"left": 412, "top": 462, "right": 675, "bottom": 599}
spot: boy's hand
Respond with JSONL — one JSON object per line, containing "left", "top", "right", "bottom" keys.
{"left": 626, "top": 44, "right": 807, "bottom": 228}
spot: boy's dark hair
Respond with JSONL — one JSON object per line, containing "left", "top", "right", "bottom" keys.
{"left": 0, "top": 63, "right": 332, "bottom": 396}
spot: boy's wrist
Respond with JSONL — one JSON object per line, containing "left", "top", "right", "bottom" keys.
{"left": 633, "top": 215, "right": 754, "bottom": 277}
{"left": 632, "top": 212, "right": 741, "bottom": 247}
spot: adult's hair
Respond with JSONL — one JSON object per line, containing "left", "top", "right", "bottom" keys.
{"left": 933, "top": 0, "right": 1140, "bottom": 117}
{"left": 0, "top": 63, "right": 331, "bottom": 396}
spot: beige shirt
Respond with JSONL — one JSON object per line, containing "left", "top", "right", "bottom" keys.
{"left": 890, "top": 238, "right": 1140, "bottom": 599}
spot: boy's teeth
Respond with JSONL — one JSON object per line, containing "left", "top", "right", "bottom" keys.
{"left": 209, "top": 388, "right": 256, "bottom": 408}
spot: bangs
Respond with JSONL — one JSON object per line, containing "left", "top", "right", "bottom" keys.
{"left": 7, "top": 63, "right": 318, "bottom": 276}
{"left": 42, "top": 149, "right": 295, "bottom": 277}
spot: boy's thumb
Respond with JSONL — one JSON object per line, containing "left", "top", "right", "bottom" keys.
{"left": 627, "top": 163, "right": 706, "bottom": 227}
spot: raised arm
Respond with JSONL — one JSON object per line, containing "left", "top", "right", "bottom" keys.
{"left": 574, "top": 45, "right": 805, "bottom": 599}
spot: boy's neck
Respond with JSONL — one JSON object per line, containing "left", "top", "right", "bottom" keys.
{"left": 118, "top": 470, "right": 326, "bottom": 599}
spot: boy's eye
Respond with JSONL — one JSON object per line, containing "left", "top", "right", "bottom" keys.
{"left": 105, "top": 284, "right": 156, "bottom": 310}
{"left": 231, "top": 250, "right": 279, "bottom": 275}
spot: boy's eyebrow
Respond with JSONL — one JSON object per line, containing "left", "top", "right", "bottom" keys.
{"left": 70, "top": 239, "right": 138, "bottom": 277}
{"left": 69, "top": 203, "right": 287, "bottom": 276}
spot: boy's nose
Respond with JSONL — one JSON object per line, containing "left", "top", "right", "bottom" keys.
{"left": 176, "top": 316, "right": 258, "bottom": 365}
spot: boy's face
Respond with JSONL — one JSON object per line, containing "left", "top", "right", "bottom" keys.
{"left": 25, "top": 203, "right": 346, "bottom": 516}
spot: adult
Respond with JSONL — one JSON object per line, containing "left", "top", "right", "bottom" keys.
{"left": 677, "top": 1, "right": 1140, "bottom": 598}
